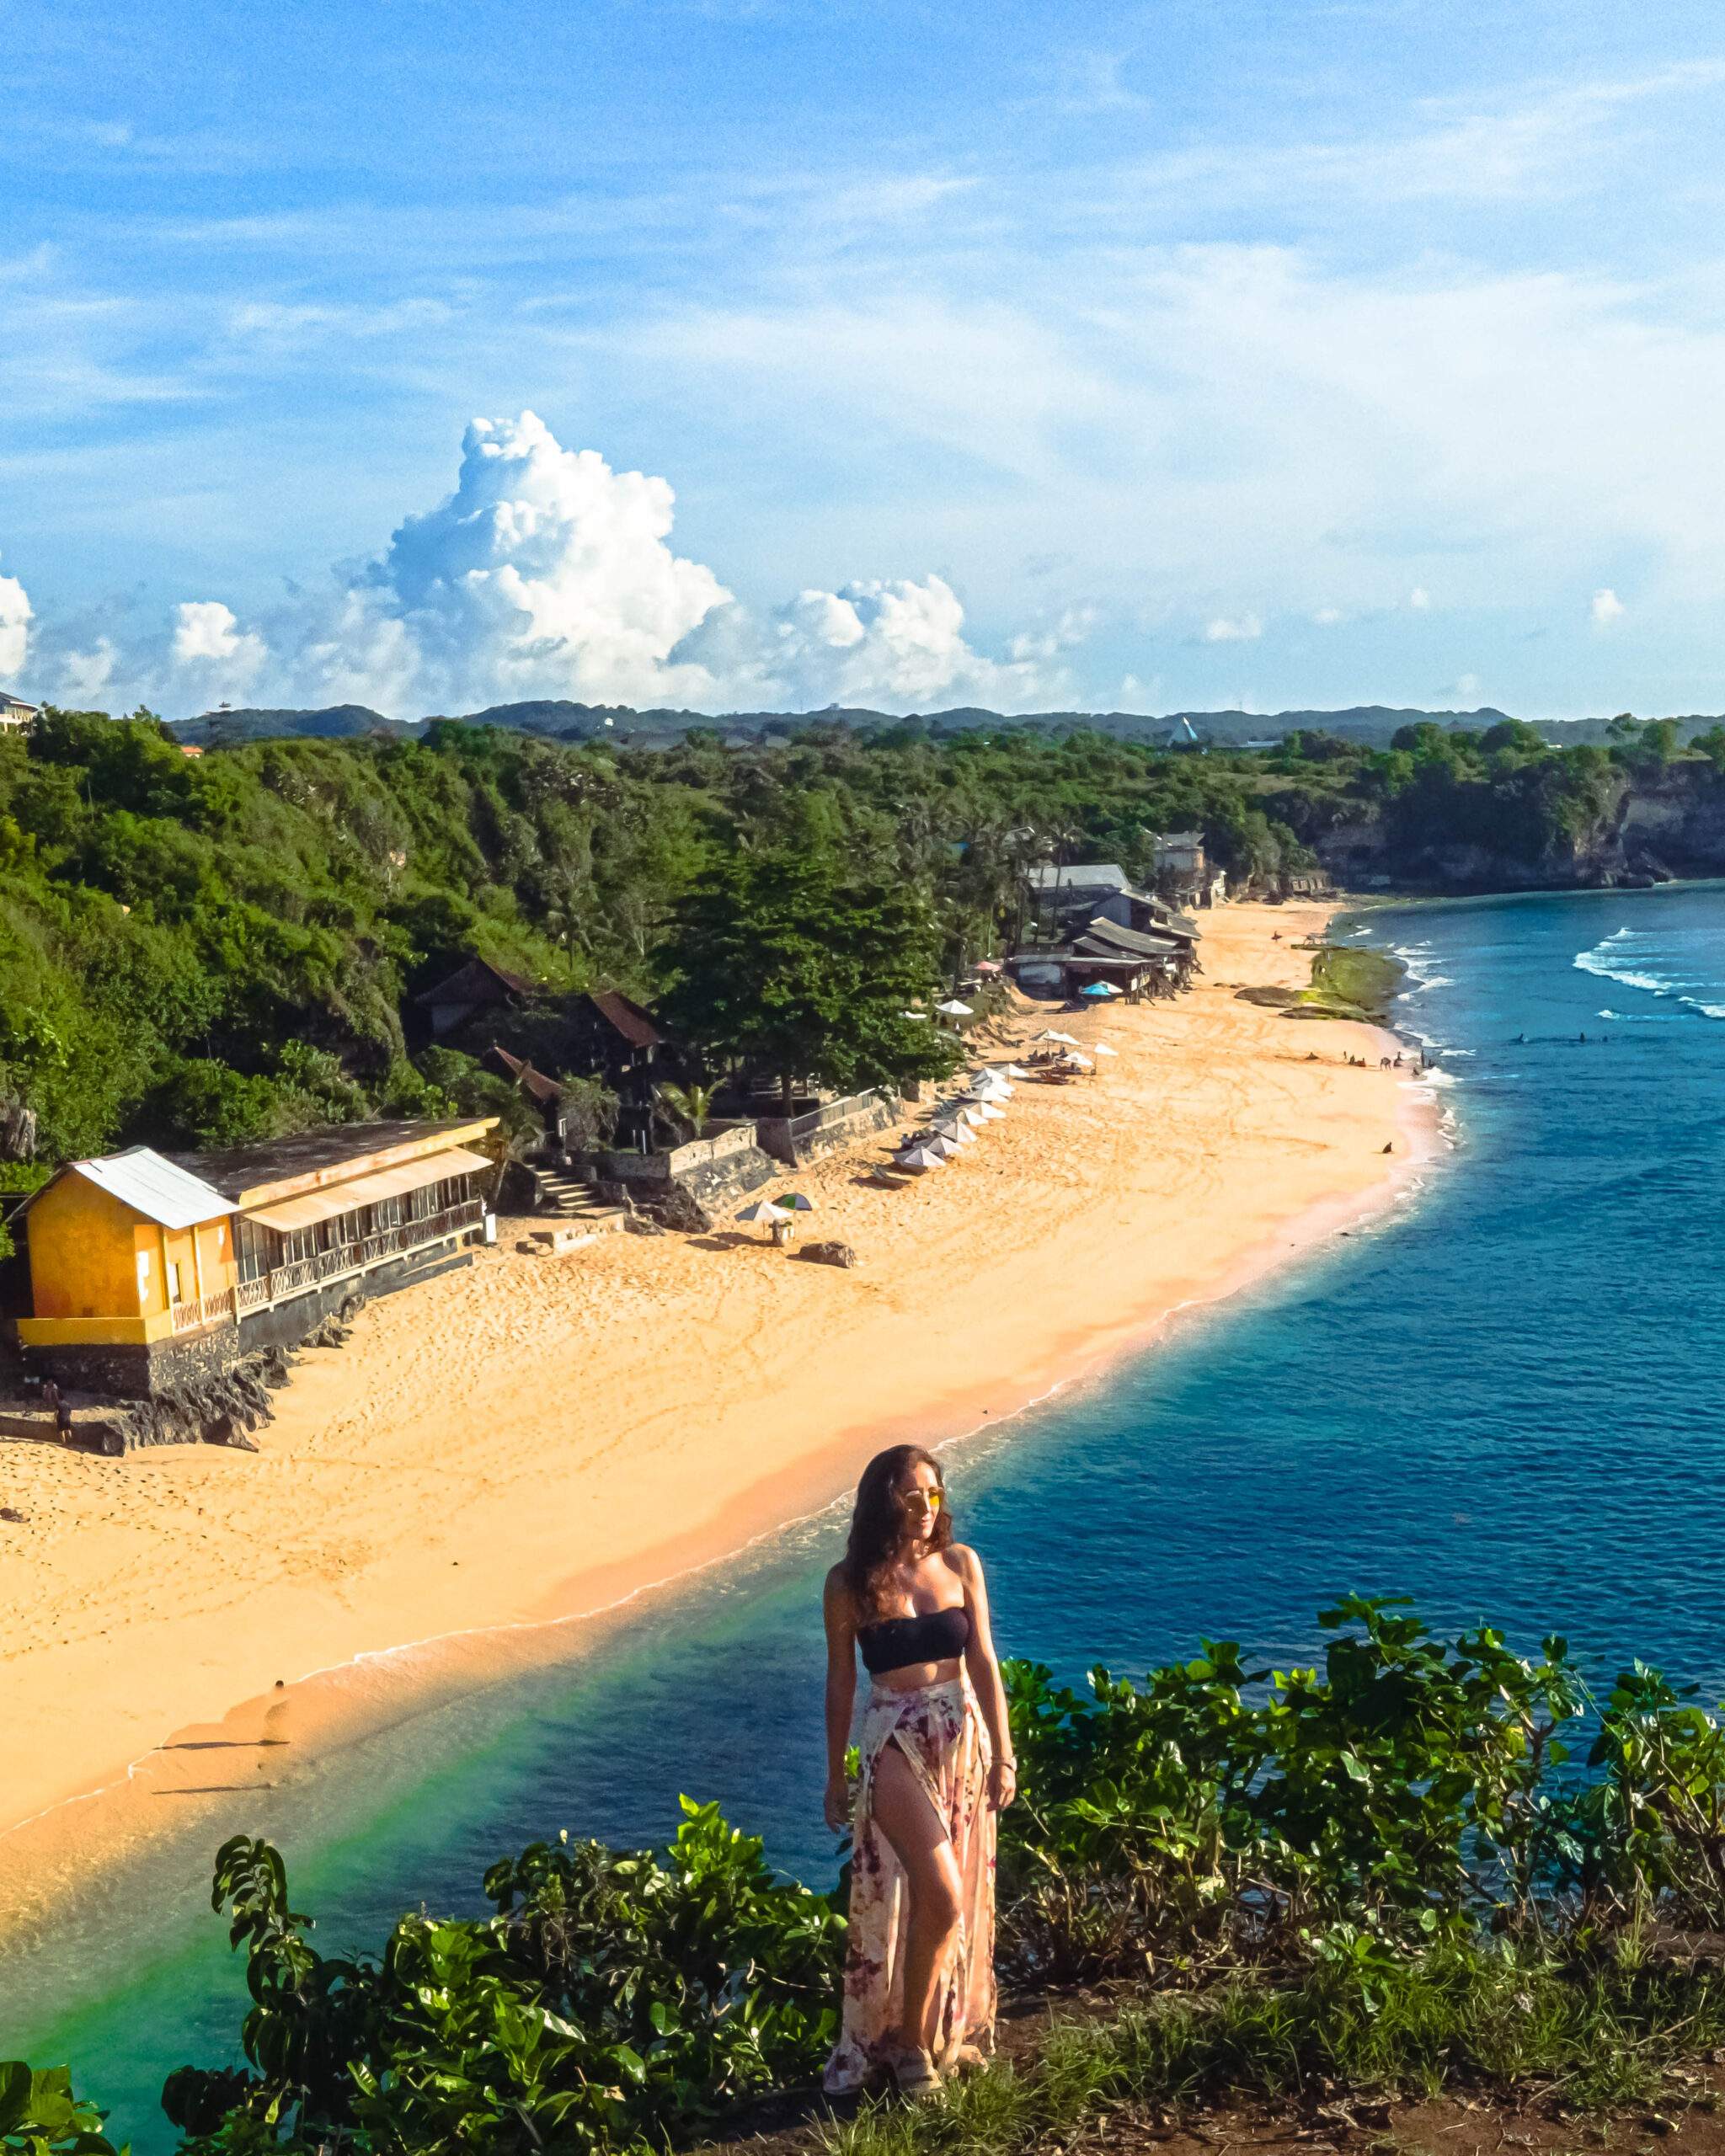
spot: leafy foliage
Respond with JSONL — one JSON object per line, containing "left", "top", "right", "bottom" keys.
{"left": 0, "top": 2061, "right": 123, "bottom": 2154}
{"left": 995, "top": 1598, "right": 1725, "bottom": 1988}
{"left": 660, "top": 846, "right": 961, "bottom": 1108}
{"left": 158, "top": 1802, "right": 843, "bottom": 2155}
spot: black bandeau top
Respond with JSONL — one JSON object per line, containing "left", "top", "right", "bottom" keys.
{"left": 857, "top": 1604, "right": 971, "bottom": 1675}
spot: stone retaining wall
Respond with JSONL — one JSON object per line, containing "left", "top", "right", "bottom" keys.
{"left": 754, "top": 1090, "right": 900, "bottom": 1167}
{"left": 575, "top": 1122, "right": 778, "bottom": 1223}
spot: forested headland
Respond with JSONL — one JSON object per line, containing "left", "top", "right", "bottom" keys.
{"left": 3, "top": 707, "right": 1724, "bottom": 1212}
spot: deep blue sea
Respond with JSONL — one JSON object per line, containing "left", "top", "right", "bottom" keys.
{"left": 7, "top": 884, "right": 1725, "bottom": 2150}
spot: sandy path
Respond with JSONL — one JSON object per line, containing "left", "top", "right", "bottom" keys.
{"left": 0, "top": 904, "right": 1426, "bottom": 1919}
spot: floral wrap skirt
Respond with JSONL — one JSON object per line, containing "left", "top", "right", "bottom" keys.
{"left": 824, "top": 1673, "right": 997, "bottom": 2093}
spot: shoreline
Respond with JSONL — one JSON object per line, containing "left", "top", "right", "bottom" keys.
{"left": 0, "top": 901, "right": 1439, "bottom": 1946}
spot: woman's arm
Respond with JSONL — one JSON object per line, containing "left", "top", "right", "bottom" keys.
{"left": 822, "top": 1566, "right": 858, "bottom": 1831}
{"left": 956, "top": 1546, "right": 1017, "bottom": 1810}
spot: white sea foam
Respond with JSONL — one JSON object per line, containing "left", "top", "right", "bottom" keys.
{"left": 1572, "top": 926, "right": 1725, "bottom": 1019}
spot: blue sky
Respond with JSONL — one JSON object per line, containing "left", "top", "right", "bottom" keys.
{"left": 4, "top": 0, "right": 1725, "bottom": 719}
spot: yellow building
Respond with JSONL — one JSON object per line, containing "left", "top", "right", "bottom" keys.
{"left": 18, "top": 1150, "right": 237, "bottom": 1348}
{"left": 16, "top": 1118, "right": 498, "bottom": 1396}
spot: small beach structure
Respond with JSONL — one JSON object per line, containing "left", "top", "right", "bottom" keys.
{"left": 935, "top": 999, "right": 973, "bottom": 1017}
{"left": 13, "top": 1118, "right": 499, "bottom": 1400}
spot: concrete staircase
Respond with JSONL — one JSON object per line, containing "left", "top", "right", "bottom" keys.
{"left": 526, "top": 1164, "right": 629, "bottom": 1235}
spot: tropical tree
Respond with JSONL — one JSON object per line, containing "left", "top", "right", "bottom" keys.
{"left": 655, "top": 1081, "right": 716, "bottom": 1139}
{"left": 660, "top": 844, "right": 961, "bottom": 1112}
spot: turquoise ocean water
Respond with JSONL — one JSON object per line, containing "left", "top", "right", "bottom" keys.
{"left": 7, "top": 884, "right": 1725, "bottom": 2148}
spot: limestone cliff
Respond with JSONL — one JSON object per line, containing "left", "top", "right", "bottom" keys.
{"left": 1295, "top": 761, "right": 1725, "bottom": 893}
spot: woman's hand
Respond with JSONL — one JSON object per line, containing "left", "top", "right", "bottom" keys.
{"left": 989, "top": 1755, "right": 1017, "bottom": 1812}
{"left": 824, "top": 1772, "right": 852, "bottom": 1833}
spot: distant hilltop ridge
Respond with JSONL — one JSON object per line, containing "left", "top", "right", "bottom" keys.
{"left": 166, "top": 699, "right": 1724, "bottom": 753}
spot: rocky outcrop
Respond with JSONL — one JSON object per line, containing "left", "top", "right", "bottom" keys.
{"left": 1296, "top": 762, "right": 1725, "bottom": 893}
{"left": 74, "top": 1351, "right": 290, "bottom": 1456}
{"left": 0, "top": 1096, "right": 37, "bottom": 1162}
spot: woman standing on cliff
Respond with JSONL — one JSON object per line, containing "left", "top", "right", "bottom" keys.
{"left": 822, "top": 1444, "right": 1016, "bottom": 2100}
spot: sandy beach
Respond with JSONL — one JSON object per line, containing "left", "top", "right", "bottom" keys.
{"left": 0, "top": 902, "right": 1430, "bottom": 1929}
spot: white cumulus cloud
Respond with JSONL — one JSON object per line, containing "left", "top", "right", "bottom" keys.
{"left": 56, "top": 638, "right": 118, "bottom": 706}
{"left": 1591, "top": 586, "right": 1626, "bottom": 624}
{"left": 1203, "top": 612, "right": 1262, "bottom": 643}
{"left": 173, "top": 600, "right": 262, "bottom": 666}
{"left": 337, "top": 409, "right": 733, "bottom": 712}
{"left": 169, "top": 598, "right": 267, "bottom": 699}
{"left": 1408, "top": 587, "right": 1432, "bottom": 611}
{"left": 0, "top": 558, "right": 32, "bottom": 680}
{"left": 680, "top": 572, "right": 1060, "bottom": 711}
{"left": 12, "top": 413, "right": 1086, "bottom": 718}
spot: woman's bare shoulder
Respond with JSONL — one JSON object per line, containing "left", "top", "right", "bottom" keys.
{"left": 945, "top": 1542, "right": 985, "bottom": 1583}
{"left": 823, "top": 1563, "right": 856, "bottom": 1612}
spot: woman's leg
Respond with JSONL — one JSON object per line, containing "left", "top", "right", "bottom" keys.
{"left": 870, "top": 1740, "right": 963, "bottom": 2055}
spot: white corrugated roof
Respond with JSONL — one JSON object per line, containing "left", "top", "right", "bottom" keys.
{"left": 1029, "top": 862, "right": 1131, "bottom": 891}
{"left": 69, "top": 1148, "right": 234, "bottom": 1230}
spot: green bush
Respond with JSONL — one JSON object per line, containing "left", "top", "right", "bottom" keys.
{"left": 0, "top": 2060, "right": 123, "bottom": 2154}
{"left": 159, "top": 1802, "right": 843, "bottom": 2155}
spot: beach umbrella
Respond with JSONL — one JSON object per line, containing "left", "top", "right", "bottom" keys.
{"left": 735, "top": 1198, "right": 790, "bottom": 1241}
{"left": 895, "top": 1145, "right": 945, "bottom": 1172}
{"left": 928, "top": 1132, "right": 966, "bottom": 1158}
{"left": 935, "top": 998, "right": 974, "bottom": 1017}
{"left": 1093, "top": 1043, "right": 1119, "bottom": 1058}
{"left": 1062, "top": 1053, "right": 1093, "bottom": 1070}
{"left": 1047, "top": 1030, "right": 1081, "bottom": 1044}
{"left": 933, "top": 1120, "right": 978, "bottom": 1145}
{"left": 1098, "top": 982, "right": 1124, "bottom": 997}
{"left": 975, "top": 1101, "right": 1007, "bottom": 1121}
{"left": 1003, "top": 1063, "right": 1032, "bottom": 1079}
{"left": 780, "top": 1193, "right": 816, "bottom": 1212}
{"left": 1080, "top": 983, "right": 1111, "bottom": 999}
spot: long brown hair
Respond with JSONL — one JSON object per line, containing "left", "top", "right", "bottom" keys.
{"left": 841, "top": 1444, "right": 953, "bottom": 1620}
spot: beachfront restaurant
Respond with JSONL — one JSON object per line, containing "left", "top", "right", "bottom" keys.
{"left": 13, "top": 1117, "right": 498, "bottom": 1397}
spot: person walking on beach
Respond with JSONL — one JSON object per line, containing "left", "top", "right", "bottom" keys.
{"left": 821, "top": 1444, "right": 1014, "bottom": 2101}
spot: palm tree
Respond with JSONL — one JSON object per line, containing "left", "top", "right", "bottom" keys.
{"left": 655, "top": 1081, "right": 716, "bottom": 1140}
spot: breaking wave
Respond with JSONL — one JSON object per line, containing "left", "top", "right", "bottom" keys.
{"left": 1573, "top": 926, "right": 1725, "bottom": 1022}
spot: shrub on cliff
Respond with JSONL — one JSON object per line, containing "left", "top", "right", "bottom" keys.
{"left": 158, "top": 1801, "right": 843, "bottom": 2156}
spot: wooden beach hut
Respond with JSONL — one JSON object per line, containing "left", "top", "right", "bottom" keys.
{"left": 14, "top": 1117, "right": 499, "bottom": 1399}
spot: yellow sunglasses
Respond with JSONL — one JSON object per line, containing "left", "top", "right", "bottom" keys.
{"left": 900, "top": 1487, "right": 943, "bottom": 1511}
